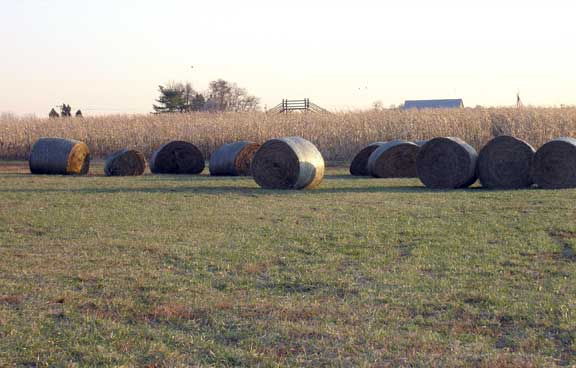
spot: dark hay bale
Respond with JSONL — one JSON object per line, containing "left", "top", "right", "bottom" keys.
{"left": 104, "top": 149, "right": 146, "bottom": 176}
{"left": 478, "top": 135, "right": 535, "bottom": 189}
{"left": 149, "top": 141, "right": 204, "bottom": 175}
{"left": 209, "top": 141, "right": 261, "bottom": 176}
{"left": 367, "top": 140, "right": 420, "bottom": 178}
{"left": 29, "top": 137, "right": 90, "bottom": 175}
{"left": 531, "top": 137, "right": 576, "bottom": 189}
{"left": 414, "top": 140, "right": 428, "bottom": 147}
{"left": 416, "top": 137, "right": 478, "bottom": 189}
{"left": 349, "top": 142, "right": 386, "bottom": 176}
{"left": 251, "top": 137, "right": 325, "bottom": 190}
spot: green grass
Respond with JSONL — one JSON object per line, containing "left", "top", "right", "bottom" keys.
{"left": 0, "top": 162, "right": 575, "bottom": 367}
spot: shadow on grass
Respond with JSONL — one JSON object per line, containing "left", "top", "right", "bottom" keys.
{"left": 148, "top": 174, "right": 370, "bottom": 181}
{"left": 0, "top": 184, "right": 513, "bottom": 196}
{"left": 0, "top": 186, "right": 420, "bottom": 195}
{"left": 323, "top": 174, "right": 367, "bottom": 180}
{"left": 2, "top": 172, "right": 542, "bottom": 195}
{"left": 1, "top": 173, "right": 375, "bottom": 181}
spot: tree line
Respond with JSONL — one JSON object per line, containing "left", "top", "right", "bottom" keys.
{"left": 49, "top": 104, "right": 82, "bottom": 118}
{"left": 153, "top": 79, "right": 259, "bottom": 113}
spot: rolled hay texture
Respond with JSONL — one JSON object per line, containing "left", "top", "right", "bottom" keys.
{"left": 29, "top": 137, "right": 90, "bottom": 175}
{"left": 349, "top": 142, "right": 386, "bottom": 176}
{"left": 478, "top": 135, "right": 535, "bottom": 189}
{"left": 251, "top": 137, "right": 325, "bottom": 190}
{"left": 367, "top": 140, "right": 420, "bottom": 178}
{"left": 416, "top": 137, "right": 478, "bottom": 189}
{"left": 531, "top": 137, "right": 576, "bottom": 189}
{"left": 209, "top": 141, "right": 261, "bottom": 176}
{"left": 149, "top": 141, "right": 204, "bottom": 175}
{"left": 104, "top": 149, "right": 146, "bottom": 176}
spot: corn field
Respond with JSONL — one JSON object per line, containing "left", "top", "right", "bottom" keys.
{"left": 1, "top": 108, "right": 575, "bottom": 162}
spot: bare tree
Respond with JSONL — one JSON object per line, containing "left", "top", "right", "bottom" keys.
{"left": 206, "top": 79, "right": 259, "bottom": 112}
{"left": 207, "top": 79, "right": 233, "bottom": 111}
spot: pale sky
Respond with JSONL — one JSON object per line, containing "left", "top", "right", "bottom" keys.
{"left": 1, "top": 0, "right": 575, "bottom": 115}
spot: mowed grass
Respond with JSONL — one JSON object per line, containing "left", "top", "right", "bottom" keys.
{"left": 0, "top": 162, "right": 575, "bottom": 367}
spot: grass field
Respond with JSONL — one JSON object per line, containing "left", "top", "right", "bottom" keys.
{"left": 0, "top": 162, "right": 575, "bottom": 367}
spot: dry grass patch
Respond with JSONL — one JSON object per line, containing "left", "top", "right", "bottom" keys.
{"left": 2, "top": 107, "right": 576, "bottom": 162}
{"left": 0, "top": 294, "right": 24, "bottom": 306}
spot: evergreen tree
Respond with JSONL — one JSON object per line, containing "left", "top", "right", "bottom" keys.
{"left": 153, "top": 85, "right": 188, "bottom": 113}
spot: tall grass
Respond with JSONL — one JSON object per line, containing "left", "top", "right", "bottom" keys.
{"left": 1, "top": 108, "right": 575, "bottom": 161}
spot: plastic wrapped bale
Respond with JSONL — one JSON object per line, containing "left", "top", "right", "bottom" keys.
{"left": 104, "top": 149, "right": 146, "bottom": 176}
{"left": 531, "top": 137, "right": 576, "bottom": 189}
{"left": 478, "top": 135, "right": 535, "bottom": 189}
{"left": 251, "top": 137, "right": 325, "bottom": 190}
{"left": 209, "top": 141, "right": 260, "bottom": 176}
{"left": 349, "top": 142, "right": 386, "bottom": 176}
{"left": 29, "top": 137, "right": 90, "bottom": 175}
{"left": 367, "top": 140, "right": 420, "bottom": 178}
{"left": 416, "top": 137, "right": 478, "bottom": 189}
{"left": 414, "top": 140, "right": 428, "bottom": 147}
{"left": 150, "top": 141, "right": 205, "bottom": 175}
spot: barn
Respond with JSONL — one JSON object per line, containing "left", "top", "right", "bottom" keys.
{"left": 403, "top": 99, "right": 464, "bottom": 109}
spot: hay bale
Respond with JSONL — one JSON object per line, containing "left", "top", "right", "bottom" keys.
{"left": 416, "top": 137, "right": 478, "bottom": 189}
{"left": 149, "top": 141, "right": 204, "bottom": 175}
{"left": 251, "top": 137, "right": 325, "bottom": 190}
{"left": 104, "top": 149, "right": 146, "bottom": 176}
{"left": 531, "top": 137, "right": 576, "bottom": 189}
{"left": 478, "top": 135, "right": 535, "bottom": 189}
{"left": 29, "top": 137, "right": 90, "bottom": 175}
{"left": 349, "top": 142, "right": 386, "bottom": 176}
{"left": 209, "top": 141, "right": 260, "bottom": 176}
{"left": 367, "top": 140, "right": 420, "bottom": 178}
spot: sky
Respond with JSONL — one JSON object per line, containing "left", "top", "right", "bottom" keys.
{"left": 1, "top": 0, "right": 575, "bottom": 116}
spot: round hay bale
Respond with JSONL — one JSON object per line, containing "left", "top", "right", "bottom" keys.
{"left": 367, "top": 140, "right": 420, "bottom": 178}
{"left": 531, "top": 137, "right": 576, "bottom": 189}
{"left": 209, "top": 141, "right": 261, "bottom": 176}
{"left": 104, "top": 149, "right": 146, "bottom": 176}
{"left": 478, "top": 135, "right": 535, "bottom": 189}
{"left": 414, "top": 140, "right": 428, "bottom": 147}
{"left": 251, "top": 137, "right": 325, "bottom": 190}
{"left": 416, "top": 137, "right": 478, "bottom": 189}
{"left": 149, "top": 141, "right": 204, "bottom": 175}
{"left": 349, "top": 142, "right": 386, "bottom": 176}
{"left": 29, "top": 137, "right": 90, "bottom": 175}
